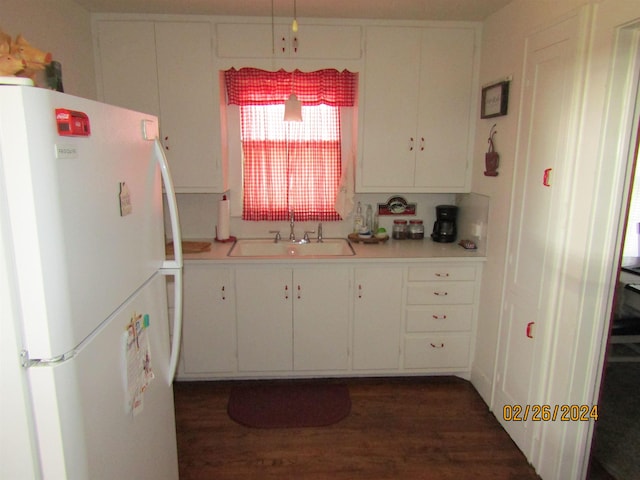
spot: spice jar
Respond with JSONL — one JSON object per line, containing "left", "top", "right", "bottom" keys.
{"left": 392, "top": 219, "right": 408, "bottom": 239}
{"left": 408, "top": 220, "right": 425, "bottom": 239}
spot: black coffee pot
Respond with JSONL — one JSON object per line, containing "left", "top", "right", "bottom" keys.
{"left": 431, "top": 205, "right": 458, "bottom": 243}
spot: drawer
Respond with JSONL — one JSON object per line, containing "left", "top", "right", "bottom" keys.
{"left": 406, "top": 305, "right": 473, "bottom": 332}
{"left": 406, "top": 282, "right": 475, "bottom": 305}
{"left": 408, "top": 265, "right": 477, "bottom": 282}
{"left": 404, "top": 334, "right": 470, "bottom": 369}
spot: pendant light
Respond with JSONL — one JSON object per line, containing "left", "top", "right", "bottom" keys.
{"left": 284, "top": 70, "right": 302, "bottom": 122}
{"left": 292, "top": 0, "right": 298, "bottom": 33}
{"left": 284, "top": 93, "right": 302, "bottom": 121}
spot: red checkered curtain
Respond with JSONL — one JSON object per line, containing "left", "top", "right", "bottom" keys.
{"left": 225, "top": 68, "right": 358, "bottom": 221}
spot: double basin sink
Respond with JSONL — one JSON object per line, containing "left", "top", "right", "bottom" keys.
{"left": 228, "top": 238, "right": 355, "bottom": 257}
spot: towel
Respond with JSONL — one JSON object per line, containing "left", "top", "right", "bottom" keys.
{"left": 335, "top": 149, "right": 355, "bottom": 219}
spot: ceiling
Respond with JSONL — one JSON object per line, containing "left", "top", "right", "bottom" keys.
{"left": 71, "top": 0, "right": 514, "bottom": 21}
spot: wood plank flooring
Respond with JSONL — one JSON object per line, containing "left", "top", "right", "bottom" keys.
{"left": 173, "top": 376, "right": 540, "bottom": 480}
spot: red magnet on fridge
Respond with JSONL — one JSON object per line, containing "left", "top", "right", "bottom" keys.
{"left": 55, "top": 108, "right": 90, "bottom": 136}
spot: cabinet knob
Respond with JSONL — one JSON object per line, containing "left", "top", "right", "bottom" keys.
{"left": 409, "top": 137, "right": 414, "bottom": 151}
{"left": 358, "top": 284, "right": 363, "bottom": 299}
{"left": 297, "top": 284, "right": 301, "bottom": 299}
{"left": 420, "top": 137, "right": 425, "bottom": 151}
{"left": 221, "top": 285, "right": 226, "bottom": 300}
{"left": 163, "top": 136, "right": 170, "bottom": 150}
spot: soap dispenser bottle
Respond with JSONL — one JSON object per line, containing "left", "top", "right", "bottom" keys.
{"left": 353, "top": 202, "right": 364, "bottom": 233}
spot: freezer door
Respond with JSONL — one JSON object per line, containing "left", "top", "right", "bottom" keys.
{"left": 0, "top": 87, "right": 165, "bottom": 359}
{"left": 27, "top": 273, "right": 178, "bottom": 479}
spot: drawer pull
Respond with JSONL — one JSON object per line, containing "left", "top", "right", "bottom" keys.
{"left": 430, "top": 342, "right": 445, "bottom": 349}
{"left": 432, "top": 314, "right": 447, "bottom": 319}
{"left": 433, "top": 291, "right": 448, "bottom": 296}
{"left": 221, "top": 285, "right": 226, "bottom": 300}
{"left": 435, "top": 272, "right": 450, "bottom": 278}
{"left": 526, "top": 321, "right": 535, "bottom": 338}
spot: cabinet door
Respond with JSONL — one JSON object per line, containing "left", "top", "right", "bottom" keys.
{"left": 95, "top": 21, "right": 159, "bottom": 117}
{"left": 155, "top": 22, "right": 223, "bottom": 192}
{"left": 360, "top": 27, "right": 421, "bottom": 190}
{"left": 235, "top": 268, "right": 293, "bottom": 372}
{"left": 217, "top": 23, "right": 361, "bottom": 59}
{"left": 353, "top": 267, "right": 403, "bottom": 370}
{"left": 293, "top": 267, "right": 350, "bottom": 371}
{"left": 414, "top": 27, "right": 475, "bottom": 190}
{"left": 181, "top": 265, "right": 236, "bottom": 375}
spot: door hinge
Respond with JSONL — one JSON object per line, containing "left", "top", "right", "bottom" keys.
{"left": 20, "top": 349, "right": 31, "bottom": 368}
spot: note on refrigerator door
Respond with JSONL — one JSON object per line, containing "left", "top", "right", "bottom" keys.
{"left": 123, "top": 313, "right": 154, "bottom": 416}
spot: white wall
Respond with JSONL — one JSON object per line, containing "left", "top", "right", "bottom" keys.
{"left": 0, "top": 0, "right": 96, "bottom": 99}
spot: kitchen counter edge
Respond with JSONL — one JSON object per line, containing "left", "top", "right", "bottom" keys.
{"left": 170, "top": 239, "right": 486, "bottom": 264}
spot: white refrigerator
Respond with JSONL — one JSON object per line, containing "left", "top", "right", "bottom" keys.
{"left": 0, "top": 83, "right": 183, "bottom": 479}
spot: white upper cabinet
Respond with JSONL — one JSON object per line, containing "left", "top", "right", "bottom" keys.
{"left": 95, "top": 20, "right": 226, "bottom": 193}
{"left": 216, "top": 23, "right": 362, "bottom": 59}
{"left": 358, "top": 25, "right": 478, "bottom": 192}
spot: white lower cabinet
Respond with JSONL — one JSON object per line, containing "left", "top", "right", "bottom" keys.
{"left": 235, "top": 266, "right": 350, "bottom": 373}
{"left": 179, "top": 265, "right": 236, "bottom": 377}
{"left": 178, "top": 260, "right": 481, "bottom": 378}
{"left": 353, "top": 267, "right": 404, "bottom": 370}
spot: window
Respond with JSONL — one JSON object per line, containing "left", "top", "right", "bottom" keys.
{"left": 225, "top": 68, "right": 358, "bottom": 222}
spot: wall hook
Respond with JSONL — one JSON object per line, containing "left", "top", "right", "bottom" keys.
{"left": 484, "top": 124, "right": 499, "bottom": 177}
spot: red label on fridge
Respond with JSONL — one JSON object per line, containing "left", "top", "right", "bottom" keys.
{"left": 55, "top": 108, "right": 91, "bottom": 136}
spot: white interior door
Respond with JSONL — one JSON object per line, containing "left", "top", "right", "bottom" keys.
{"left": 493, "top": 14, "right": 582, "bottom": 456}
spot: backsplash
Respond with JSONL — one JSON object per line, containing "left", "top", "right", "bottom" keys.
{"left": 164, "top": 191, "right": 488, "bottom": 253}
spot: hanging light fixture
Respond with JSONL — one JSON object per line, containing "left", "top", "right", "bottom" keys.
{"left": 292, "top": 0, "right": 299, "bottom": 33}
{"left": 284, "top": 93, "right": 302, "bottom": 121}
{"left": 284, "top": 70, "right": 302, "bottom": 122}
{"left": 282, "top": 0, "right": 301, "bottom": 121}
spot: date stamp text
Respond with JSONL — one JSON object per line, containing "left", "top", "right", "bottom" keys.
{"left": 503, "top": 404, "right": 598, "bottom": 422}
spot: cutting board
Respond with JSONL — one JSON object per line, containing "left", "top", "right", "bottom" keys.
{"left": 166, "top": 241, "right": 212, "bottom": 255}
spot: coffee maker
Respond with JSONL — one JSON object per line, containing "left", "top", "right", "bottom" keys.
{"left": 431, "top": 205, "right": 458, "bottom": 243}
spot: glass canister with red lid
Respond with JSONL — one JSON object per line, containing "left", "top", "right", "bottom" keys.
{"left": 392, "top": 219, "right": 408, "bottom": 239}
{"left": 408, "top": 219, "right": 425, "bottom": 239}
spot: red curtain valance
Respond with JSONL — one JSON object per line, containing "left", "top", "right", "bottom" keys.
{"left": 224, "top": 68, "right": 358, "bottom": 107}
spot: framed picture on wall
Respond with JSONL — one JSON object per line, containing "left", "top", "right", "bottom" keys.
{"left": 481, "top": 80, "right": 510, "bottom": 118}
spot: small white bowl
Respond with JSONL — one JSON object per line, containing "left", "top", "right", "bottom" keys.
{"left": 358, "top": 232, "right": 373, "bottom": 239}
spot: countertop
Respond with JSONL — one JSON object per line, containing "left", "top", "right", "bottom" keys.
{"left": 173, "top": 238, "right": 486, "bottom": 264}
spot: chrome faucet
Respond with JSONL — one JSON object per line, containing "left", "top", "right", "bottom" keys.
{"left": 289, "top": 210, "right": 296, "bottom": 241}
{"left": 317, "top": 222, "right": 323, "bottom": 243}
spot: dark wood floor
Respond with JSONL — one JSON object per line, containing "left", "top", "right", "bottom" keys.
{"left": 173, "top": 376, "right": 540, "bottom": 480}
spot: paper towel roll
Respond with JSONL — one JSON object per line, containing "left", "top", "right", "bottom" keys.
{"left": 217, "top": 196, "right": 230, "bottom": 241}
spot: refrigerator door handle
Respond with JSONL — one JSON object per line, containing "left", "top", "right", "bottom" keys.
{"left": 153, "top": 137, "right": 183, "bottom": 382}
{"left": 163, "top": 266, "right": 183, "bottom": 383}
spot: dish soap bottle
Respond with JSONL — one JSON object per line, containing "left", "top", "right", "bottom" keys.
{"left": 365, "top": 204, "right": 373, "bottom": 232}
{"left": 353, "top": 202, "right": 364, "bottom": 233}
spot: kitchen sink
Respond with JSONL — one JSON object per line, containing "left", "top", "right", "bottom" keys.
{"left": 228, "top": 238, "right": 355, "bottom": 257}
